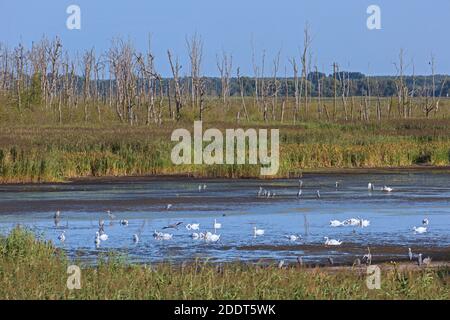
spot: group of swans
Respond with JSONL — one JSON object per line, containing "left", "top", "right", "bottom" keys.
{"left": 330, "top": 218, "right": 370, "bottom": 228}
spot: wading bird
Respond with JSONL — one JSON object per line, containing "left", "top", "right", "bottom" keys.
{"left": 297, "top": 189, "right": 302, "bottom": 198}
{"left": 368, "top": 182, "right": 374, "bottom": 191}
{"left": 316, "top": 190, "right": 321, "bottom": 199}
{"left": 362, "top": 247, "right": 372, "bottom": 265}
{"left": 408, "top": 248, "right": 413, "bottom": 261}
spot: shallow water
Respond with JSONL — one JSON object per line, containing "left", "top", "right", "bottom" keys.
{"left": 0, "top": 173, "right": 449, "bottom": 264}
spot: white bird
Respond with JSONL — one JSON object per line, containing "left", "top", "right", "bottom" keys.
{"left": 297, "top": 189, "right": 302, "bottom": 198}
{"left": 258, "top": 186, "right": 263, "bottom": 197}
{"left": 213, "top": 219, "right": 222, "bottom": 230}
{"left": 330, "top": 220, "right": 345, "bottom": 227}
{"left": 205, "top": 232, "right": 220, "bottom": 243}
{"left": 413, "top": 226, "right": 427, "bottom": 234}
{"left": 58, "top": 231, "right": 66, "bottom": 242}
{"left": 335, "top": 181, "right": 339, "bottom": 189}
{"left": 166, "top": 204, "right": 172, "bottom": 210}
{"left": 203, "top": 184, "right": 207, "bottom": 190}
{"left": 160, "top": 233, "right": 173, "bottom": 240}
{"left": 120, "top": 219, "right": 129, "bottom": 226}
{"left": 154, "top": 231, "right": 172, "bottom": 240}
{"left": 324, "top": 237, "right": 342, "bottom": 246}
{"left": 422, "top": 218, "right": 429, "bottom": 226}
{"left": 267, "top": 191, "right": 271, "bottom": 198}
{"left": 344, "top": 218, "right": 361, "bottom": 226}
{"left": 99, "top": 233, "right": 108, "bottom": 241}
{"left": 54, "top": 210, "right": 61, "bottom": 219}
{"left": 368, "top": 182, "right": 374, "bottom": 190}
{"left": 133, "top": 234, "right": 139, "bottom": 243}
{"left": 286, "top": 234, "right": 301, "bottom": 241}
{"left": 198, "top": 185, "right": 202, "bottom": 192}
{"left": 316, "top": 190, "right": 321, "bottom": 199}
{"left": 382, "top": 186, "right": 393, "bottom": 192}
{"left": 299, "top": 180, "right": 303, "bottom": 188}
{"left": 186, "top": 223, "right": 200, "bottom": 231}
{"left": 253, "top": 227, "right": 265, "bottom": 237}
{"left": 408, "top": 248, "right": 413, "bottom": 261}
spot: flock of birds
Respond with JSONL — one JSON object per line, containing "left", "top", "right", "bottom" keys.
{"left": 53, "top": 180, "right": 434, "bottom": 265}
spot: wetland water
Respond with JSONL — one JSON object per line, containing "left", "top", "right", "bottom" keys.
{"left": 0, "top": 172, "right": 449, "bottom": 265}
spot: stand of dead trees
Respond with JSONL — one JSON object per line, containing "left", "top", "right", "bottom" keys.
{"left": 0, "top": 33, "right": 448, "bottom": 126}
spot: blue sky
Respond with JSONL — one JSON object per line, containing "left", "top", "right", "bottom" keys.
{"left": 1, "top": 0, "right": 449, "bottom": 76}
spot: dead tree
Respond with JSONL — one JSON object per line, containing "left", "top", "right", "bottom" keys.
{"left": 216, "top": 51, "right": 233, "bottom": 108}
{"left": 186, "top": 33, "right": 203, "bottom": 115}
{"left": 167, "top": 50, "right": 183, "bottom": 121}
{"left": 236, "top": 67, "right": 249, "bottom": 121}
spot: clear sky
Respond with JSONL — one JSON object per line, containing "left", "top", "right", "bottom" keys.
{"left": 1, "top": 0, "right": 449, "bottom": 76}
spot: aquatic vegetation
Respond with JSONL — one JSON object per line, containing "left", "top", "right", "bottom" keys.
{"left": 0, "top": 227, "right": 448, "bottom": 300}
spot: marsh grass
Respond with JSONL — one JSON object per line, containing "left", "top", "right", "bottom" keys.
{"left": 0, "top": 227, "right": 448, "bottom": 299}
{"left": 2, "top": 97, "right": 450, "bottom": 182}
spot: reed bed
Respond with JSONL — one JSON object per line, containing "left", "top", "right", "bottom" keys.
{"left": 0, "top": 227, "right": 448, "bottom": 299}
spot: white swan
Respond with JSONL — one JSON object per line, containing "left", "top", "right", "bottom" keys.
{"left": 330, "top": 220, "right": 345, "bottom": 227}
{"left": 204, "top": 232, "right": 220, "bottom": 242}
{"left": 382, "top": 186, "right": 393, "bottom": 192}
{"left": 154, "top": 231, "right": 172, "bottom": 240}
{"left": 413, "top": 226, "right": 427, "bottom": 234}
{"left": 166, "top": 204, "right": 172, "bottom": 210}
{"left": 253, "top": 227, "right": 265, "bottom": 237}
{"left": 58, "top": 231, "right": 66, "bottom": 242}
{"left": 286, "top": 234, "right": 301, "bottom": 241}
{"left": 213, "top": 219, "right": 221, "bottom": 230}
{"left": 324, "top": 236, "right": 342, "bottom": 246}
{"left": 186, "top": 223, "right": 200, "bottom": 231}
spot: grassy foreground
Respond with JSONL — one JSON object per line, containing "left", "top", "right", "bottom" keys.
{"left": 0, "top": 227, "right": 448, "bottom": 300}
